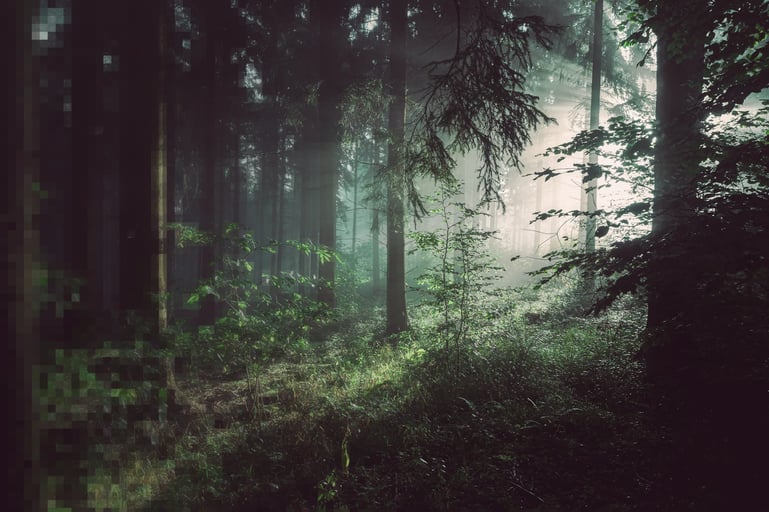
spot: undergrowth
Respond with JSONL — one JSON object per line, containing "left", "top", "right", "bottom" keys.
{"left": 97, "top": 277, "right": 678, "bottom": 512}
{"left": 51, "top": 272, "right": 743, "bottom": 511}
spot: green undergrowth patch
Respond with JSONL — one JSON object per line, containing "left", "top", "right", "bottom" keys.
{"left": 131, "top": 284, "right": 667, "bottom": 511}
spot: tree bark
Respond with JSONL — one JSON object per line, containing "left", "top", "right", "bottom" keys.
{"left": 646, "top": 1, "right": 707, "bottom": 332}
{"left": 584, "top": 0, "right": 602, "bottom": 255}
{"left": 117, "top": 0, "right": 171, "bottom": 350}
{"left": 197, "top": 5, "right": 218, "bottom": 324}
{"left": 316, "top": 0, "right": 347, "bottom": 308}
{"left": 14, "top": 1, "right": 42, "bottom": 508}
{"left": 385, "top": 0, "right": 409, "bottom": 335}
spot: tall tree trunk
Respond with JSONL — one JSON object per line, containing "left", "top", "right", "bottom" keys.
{"left": 352, "top": 142, "right": 359, "bottom": 266}
{"left": 371, "top": 140, "right": 382, "bottom": 292}
{"left": 165, "top": 0, "right": 177, "bottom": 323}
{"left": 385, "top": 0, "right": 409, "bottom": 335}
{"left": 583, "top": 0, "right": 602, "bottom": 255}
{"left": 316, "top": 0, "right": 346, "bottom": 308}
{"left": 118, "top": 0, "right": 170, "bottom": 346}
{"left": 14, "top": 1, "right": 42, "bottom": 508}
{"left": 71, "top": 0, "right": 103, "bottom": 317}
{"left": 298, "top": 116, "right": 317, "bottom": 293}
{"left": 533, "top": 178, "right": 542, "bottom": 254}
{"left": 152, "top": 4, "right": 172, "bottom": 400}
{"left": 198, "top": 8, "right": 217, "bottom": 324}
{"left": 646, "top": 1, "right": 707, "bottom": 333}
{"left": 262, "top": 117, "right": 280, "bottom": 282}
{"left": 276, "top": 169, "right": 285, "bottom": 277}
{"left": 118, "top": 4, "right": 155, "bottom": 317}
{"left": 232, "top": 131, "right": 241, "bottom": 225}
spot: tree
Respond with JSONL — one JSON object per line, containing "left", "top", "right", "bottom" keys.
{"left": 385, "top": 0, "right": 409, "bottom": 335}
{"left": 316, "top": 0, "right": 350, "bottom": 308}
{"left": 13, "top": 1, "right": 43, "bottom": 508}
{"left": 387, "top": 1, "right": 555, "bottom": 336}
{"left": 196, "top": 0, "right": 220, "bottom": 325}
{"left": 583, "top": 0, "right": 603, "bottom": 255}
{"left": 118, "top": 0, "right": 170, "bottom": 335}
{"left": 643, "top": 0, "right": 708, "bottom": 334}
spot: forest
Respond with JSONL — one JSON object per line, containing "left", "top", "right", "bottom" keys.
{"left": 9, "top": 0, "right": 769, "bottom": 510}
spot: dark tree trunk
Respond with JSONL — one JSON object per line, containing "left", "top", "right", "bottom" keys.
{"left": 165, "top": 0, "right": 177, "bottom": 323}
{"left": 14, "top": 1, "right": 43, "bottom": 508}
{"left": 316, "top": 0, "right": 347, "bottom": 308}
{"left": 232, "top": 131, "right": 241, "bottom": 226}
{"left": 71, "top": 0, "right": 103, "bottom": 314}
{"left": 385, "top": 0, "right": 409, "bottom": 335}
{"left": 197, "top": 6, "right": 218, "bottom": 325}
{"left": 276, "top": 169, "right": 285, "bottom": 277}
{"left": 298, "top": 107, "right": 320, "bottom": 294}
{"left": 370, "top": 140, "right": 382, "bottom": 292}
{"left": 646, "top": 1, "right": 707, "bottom": 334}
{"left": 584, "top": 0, "right": 602, "bottom": 255}
{"left": 262, "top": 115, "right": 281, "bottom": 281}
{"left": 117, "top": 0, "right": 171, "bottom": 340}
{"left": 118, "top": 4, "right": 155, "bottom": 317}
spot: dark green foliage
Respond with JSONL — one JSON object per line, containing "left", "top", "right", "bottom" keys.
{"left": 172, "top": 224, "right": 335, "bottom": 374}
{"left": 409, "top": 11, "right": 558, "bottom": 206}
{"left": 532, "top": 105, "right": 769, "bottom": 341}
{"left": 329, "top": 289, "right": 652, "bottom": 511}
{"left": 137, "top": 282, "right": 668, "bottom": 512}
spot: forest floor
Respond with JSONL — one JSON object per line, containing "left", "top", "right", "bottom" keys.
{"left": 80, "top": 287, "right": 755, "bottom": 511}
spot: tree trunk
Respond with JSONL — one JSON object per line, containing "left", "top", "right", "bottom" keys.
{"left": 298, "top": 115, "right": 317, "bottom": 294}
{"left": 71, "top": 0, "right": 103, "bottom": 316}
{"left": 533, "top": 177, "right": 542, "bottom": 254}
{"left": 352, "top": 142, "right": 359, "bottom": 265}
{"left": 265, "top": 129, "right": 280, "bottom": 275}
{"left": 165, "top": 0, "right": 177, "bottom": 323}
{"left": 385, "top": 0, "right": 409, "bottom": 335}
{"left": 198, "top": 8, "right": 218, "bottom": 324}
{"left": 14, "top": 1, "right": 43, "bottom": 508}
{"left": 316, "top": 0, "right": 347, "bottom": 308}
{"left": 372, "top": 208, "right": 381, "bottom": 290}
{"left": 276, "top": 168, "right": 285, "bottom": 278}
{"left": 584, "top": 0, "right": 602, "bottom": 255}
{"left": 646, "top": 1, "right": 707, "bottom": 333}
{"left": 371, "top": 140, "right": 382, "bottom": 292}
{"left": 152, "top": 2, "right": 174, "bottom": 394}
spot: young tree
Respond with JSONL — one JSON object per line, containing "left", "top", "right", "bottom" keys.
{"left": 387, "top": 1, "right": 555, "bottom": 336}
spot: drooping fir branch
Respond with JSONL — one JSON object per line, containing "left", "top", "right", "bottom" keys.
{"left": 407, "top": 5, "right": 559, "bottom": 212}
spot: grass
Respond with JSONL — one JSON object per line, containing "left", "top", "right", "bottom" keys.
{"left": 110, "top": 283, "right": 660, "bottom": 511}
{"left": 48, "top": 279, "right": 755, "bottom": 511}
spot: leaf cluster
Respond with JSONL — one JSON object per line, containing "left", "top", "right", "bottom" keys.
{"left": 177, "top": 225, "right": 335, "bottom": 373}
